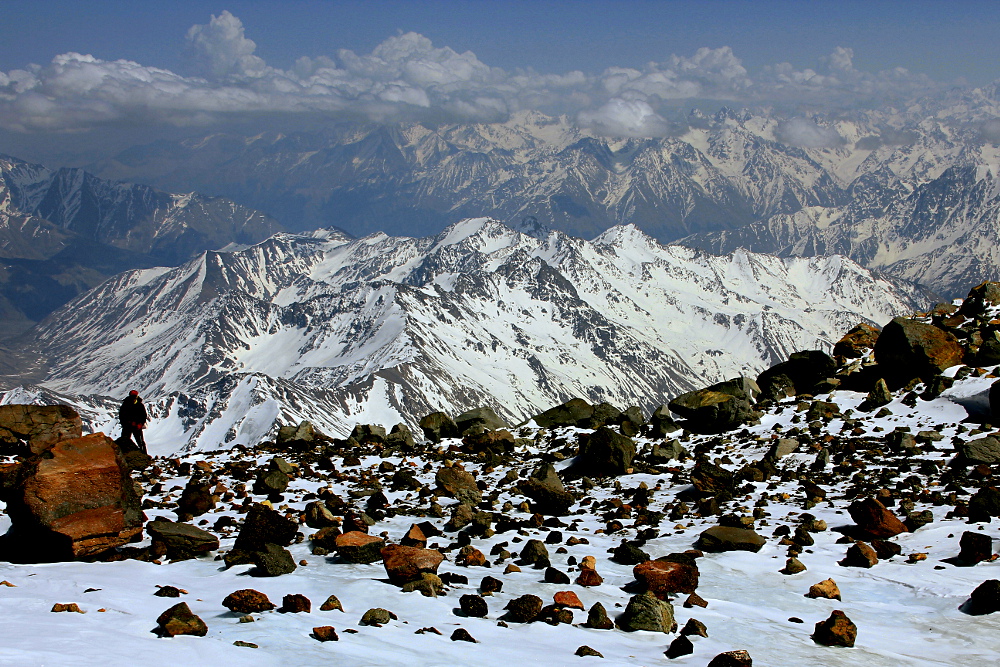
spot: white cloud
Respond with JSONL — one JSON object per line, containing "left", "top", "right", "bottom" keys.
{"left": 775, "top": 117, "right": 847, "bottom": 148}
{"left": 0, "top": 12, "right": 951, "bottom": 136}
{"left": 577, "top": 98, "right": 670, "bottom": 137}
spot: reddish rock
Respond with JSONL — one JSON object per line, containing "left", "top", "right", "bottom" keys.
{"left": 456, "top": 545, "right": 487, "bottom": 567}
{"left": 848, "top": 497, "right": 908, "bottom": 539}
{"left": 707, "top": 650, "right": 753, "bottom": 667}
{"left": 312, "top": 626, "right": 339, "bottom": 642}
{"left": 155, "top": 602, "right": 208, "bottom": 637}
{"left": 222, "top": 589, "right": 276, "bottom": 613}
{"left": 633, "top": 559, "right": 699, "bottom": 598}
{"left": 575, "top": 567, "right": 604, "bottom": 587}
{"left": 812, "top": 610, "right": 857, "bottom": 647}
{"left": 805, "top": 578, "right": 842, "bottom": 601}
{"left": 334, "top": 531, "right": 385, "bottom": 564}
{"left": 553, "top": 591, "right": 584, "bottom": 609}
{"left": 400, "top": 523, "right": 427, "bottom": 548}
{"left": 874, "top": 317, "right": 964, "bottom": 384}
{"left": 0, "top": 433, "right": 142, "bottom": 561}
{"left": 0, "top": 404, "right": 82, "bottom": 455}
{"left": 280, "top": 594, "right": 311, "bottom": 613}
{"left": 840, "top": 541, "right": 879, "bottom": 568}
{"left": 381, "top": 544, "right": 444, "bottom": 584}
{"left": 833, "top": 323, "right": 880, "bottom": 359}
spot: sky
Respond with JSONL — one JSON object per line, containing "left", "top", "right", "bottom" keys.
{"left": 0, "top": 0, "right": 998, "bottom": 150}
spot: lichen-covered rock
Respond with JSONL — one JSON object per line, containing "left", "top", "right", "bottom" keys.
{"left": 616, "top": 591, "right": 675, "bottom": 633}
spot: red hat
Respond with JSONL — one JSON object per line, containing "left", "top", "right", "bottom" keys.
{"left": 129, "top": 390, "right": 139, "bottom": 396}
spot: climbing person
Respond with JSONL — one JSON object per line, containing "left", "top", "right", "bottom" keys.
{"left": 118, "top": 389, "right": 149, "bottom": 454}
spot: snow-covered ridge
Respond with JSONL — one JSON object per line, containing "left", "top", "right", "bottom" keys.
{"left": 7, "top": 218, "right": 927, "bottom": 453}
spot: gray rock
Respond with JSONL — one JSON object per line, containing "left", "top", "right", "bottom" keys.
{"left": 957, "top": 436, "right": 1000, "bottom": 465}
{"left": 251, "top": 543, "right": 297, "bottom": 576}
{"left": 616, "top": 591, "right": 675, "bottom": 633}
{"left": 147, "top": 520, "right": 219, "bottom": 561}
{"left": 529, "top": 398, "right": 594, "bottom": 428}
{"left": 454, "top": 406, "right": 508, "bottom": 435}
{"left": 696, "top": 525, "right": 766, "bottom": 553}
{"left": 766, "top": 438, "right": 799, "bottom": 460}
{"left": 576, "top": 427, "right": 636, "bottom": 476}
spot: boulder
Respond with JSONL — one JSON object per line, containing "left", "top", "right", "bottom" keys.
{"left": 968, "top": 486, "right": 1000, "bottom": 523}
{"left": 155, "top": 602, "right": 208, "bottom": 637}
{"left": 419, "top": 412, "right": 460, "bottom": 443}
{"left": 874, "top": 317, "right": 964, "bottom": 385}
{"left": 520, "top": 463, "right": 575, "bottom": 515}
{"left": 695, "top": 526, "right": 766, "bottom": 553}
{"left": 957, "top": 531, "right": 994, "bottom": 566}
{"left": 435, "top": 466, "right": 482, "bottom": 505}
{"left": 529, "top": 398, "right": 594, "bottom": 428}
{"left": 757, "top": 351, "right": 836, "bottom": 401}
{"left": 0, "top": 433, "right": 143, "bottom": 562}
{"left": 812, "top": 610, "right": 857, "bottom": 647}
{"left": 504, "top": 594, "right": 543, "bottom": 623}
{"left": 669, "top": 387, "right": 755, "bottom": 434}
{"left": 276, "top": 421, "right": 318, "bottom": 445}
{"left": 833, "top": 323, "right": 881, "bottom": 359}
{"left": 616, "top": 591, "right": 675, "bottom": 633}
{"left": 350, "top": 424, "right": 386, "bottom": 444}
{"left": 991, "top": 379, "right": 1000, "bottom": 425}
{"left": 633, "top": 559, "right": 699, "bottom": 597}
{"left": 222, "top": 589, "right": 276, "bottom": 613}
{"left": 648, "top": 405, "right": 681, "bottom": 437}
{"left": 805, "top": 578, "right": 842, "bottom": 601}
{"left": 252, "top": 543, "right": 297, "bottom": 576}
{"left": 381, "top": 544, "right": 444, "bottom": 584}
{"left": 226, "top": 504, "right": 298, "bottom": 566}
{"left": 765, "top": 438, "right": 799, "bottom": 460}
{"left": 280, "top": 594, "right": 311, "bottom": 613}
{"left": 0, "top": 404, "right": 82, "bottom": 455}
{"left": 848, "top": 497, "right": 908, "bottom": 539}
{"left": 335, "top": 531, "right": 385, "bottom": 564}
{"left": 956, "top": 436, "right": 1000, "bottom": 465}
{"left": 253, "top": 457, "right": 295, "bottom": 496}
{"left": 690, "top": 460, "right": 736, "bottom": 498}
{"left": 176, "top": 477, "right": 216, "bottom": 518}
{"left": 147, "top": 520, "right": 219, "bottom": 561}
{"left": 519, "top": 539, "right": 549, "bottom": 566}
{"left": 707, "top": 651, "right": 753, "bottom": 667}
{"left": 459, "top": 593, "right": 489, "bottom": 617}
{"left": 585, "top": 602, "right": 613, "bottom": 629}
{"left": 959, "top": 281, "right": 1000, "bottom": 317}
{"left": 963, "top": 580, "right": 1000, "bottom": 615}
{"left": 575, "top": 427, "right": 636, "bottom": 476}
{"left": 454, "top": 406, "right": 508, "bottom": 435}
{"left": 840, "top": 541, "right": 878, "bottom": 568}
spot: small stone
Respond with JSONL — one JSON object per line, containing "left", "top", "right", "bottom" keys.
{"left": 504, "top": 594, "right": 543, "bottom": 623}
{"left": 154, "top": 586, "right": 184, "bottom": 598}
{"left": 456, "top": 545, "right": 487, "bottom": 567}
{"left": 840, "top": 541, "right": 879, "bottom": 568}
{"left": 233, "top": 641, "right": 258, "bottom": 648}
{"left": 545, "top": 567, "right": 571, "bottom": 584}
{"left": 575, "top": 645, "right": 604, "bottom": 658}
{"left": 311, "top": 626, "right": 339, "bottom": 642}
{"left": 480, "top": 576, "right": 503, "bottom": 594}
{"left": 359, "top": 608, "right": 397, "bottom": 627}
{"left": 707, "top": 650, "right": 753, "bottom": 667}
{"left": 684, "top": 592, "right": 709, "bottom": 608}
{"left": 504, "top": 564, "right": 521, "bottom": 574}
{"left": 963, "top": 579, "right": 1000, "bottom": 615}
{"left": 154, "top": 602, "right": 208, "bottom": 637}
{"left": 279, "top": 594, "right": 311, "bottom": 613}
{"left": 554, "top": 591, "right": 584, "bottom": 610}
{"left": 51, "top": 603, "right": 84, "bottom": 613}
{"left": 781, "top": 557, "right": 807, "bottom": 575}
{"left": 680, "top": 617, "right": 708, "bottom": 637}
{"left": 665, "top": 635, "right": 694, "bottom": 659}
{"left": 222, "top": 589, "right": 275, "bottom": 614}
{"left": 805, "top": 578, "right": 842, "bottom": 601}
{"left": 812, "top": 610, "right": 857, "bottom": 647}
{"left": 319, "top": 594, "right": 344, "bottom": 612}
{"left": 450, "top": 628, "right": 477, "bottom": 643}
{"left": 575, "top": 568, "right": 604, "bottom": 587}
{"left": 585, "top": 602, "right": 613, "bottom": 629}
{"left": 459, "top": 594, "right": 488, "bottom": 618}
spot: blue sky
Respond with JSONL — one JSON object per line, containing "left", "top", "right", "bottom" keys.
{"left": 2, "top": 0, "right": 997, "bottom": 82}
{"left": 0, "top": 0, "right": 997, "bottom": 145}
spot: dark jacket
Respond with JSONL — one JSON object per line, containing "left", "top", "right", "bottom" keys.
{"left": 119, "top": 396, "right": 148, "bottom": 426}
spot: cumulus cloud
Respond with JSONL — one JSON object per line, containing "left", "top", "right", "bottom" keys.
{"left": 578, "top": 98, "right": 671, "bottom": 137}
{"left": 0, "top": 11, "right": 951, "bottom": 136}
{"left": 775, "top": 117, "right": 846, "bottom": 148}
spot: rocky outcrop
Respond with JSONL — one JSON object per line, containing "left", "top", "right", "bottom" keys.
{"left": 0, "top": 404, "right": 82, "bottom": 455}
{"left": 0, "top": 433, "right": 143, "bottom": 562}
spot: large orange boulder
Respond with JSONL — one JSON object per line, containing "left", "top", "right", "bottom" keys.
{"left": 0, "top": 433, "right": 143, "bottom": 562}
{"left": 848, "top": 497, "right": 908, "bottom": 539}
{"left": 381, "top": 544, "right": 444, "bottom": 584}
{"left": 874, "top": 317, "right": 964, "bottom": 385}
{"left": 633, "top": 559, "right": 700, "bottom": 598}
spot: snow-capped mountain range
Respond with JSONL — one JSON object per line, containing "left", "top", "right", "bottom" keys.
{"left": 4, "top": 218, "right": 928, "bottom": 453}
{"left": 0, "top": 154, "right": 284, "bottom": 334}
{"left": 89, "top": 90, "right": 1000, "bottom": 297}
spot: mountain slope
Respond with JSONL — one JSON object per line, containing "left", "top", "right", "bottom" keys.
{"left": 8, "top": 218, "right": 928, "bottom": 452}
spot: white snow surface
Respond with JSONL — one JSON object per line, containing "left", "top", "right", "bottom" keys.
{"left": 3, "top": 218, "right": 927, "bottom": 453}
{"left": 0, "top": 384, "right": 998, "bottom": 666}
